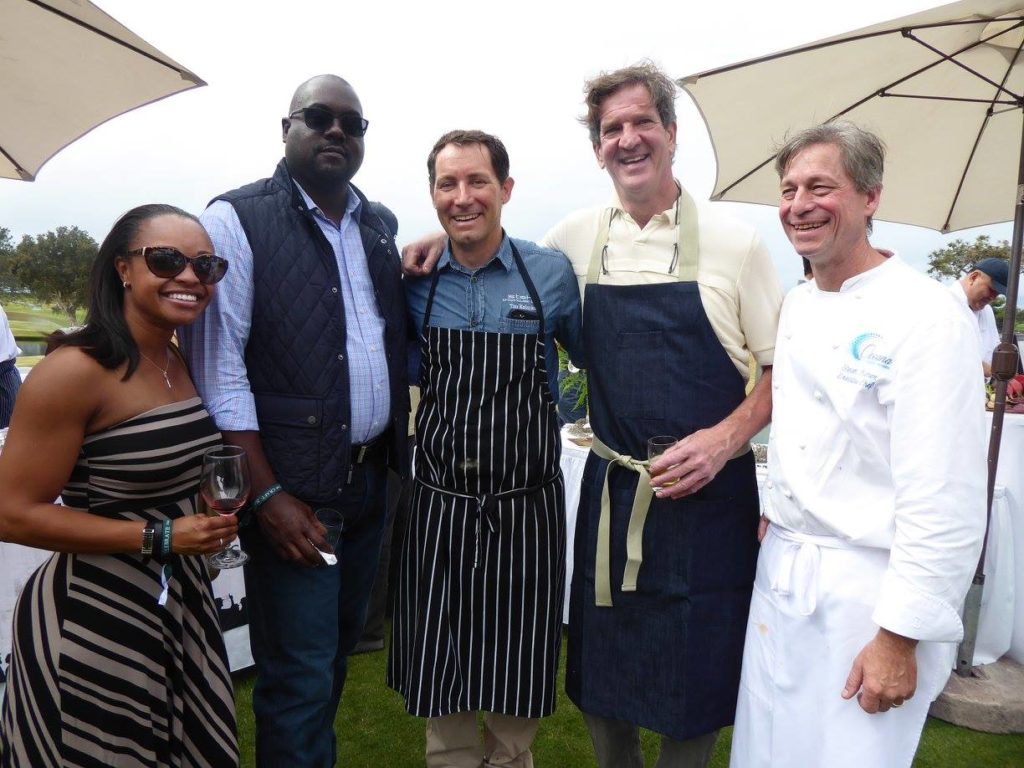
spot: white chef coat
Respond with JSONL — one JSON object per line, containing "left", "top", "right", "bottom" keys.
{"left": 765, "top": 254, "right": 985, "bottom": 641}
{"left": 731, "top": 254, "right": 986, "bottom": 768}
{"left": 948, "top": 280, "right": 1000, "bottom": 366}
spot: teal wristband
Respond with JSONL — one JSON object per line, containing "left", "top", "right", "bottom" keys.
{"left": 161, "top": 517, "right": 173, "bottom": 557}
{"left": 251, "top": 483, "right": 283, "bottom": 513}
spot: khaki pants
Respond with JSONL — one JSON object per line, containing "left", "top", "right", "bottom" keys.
{"left": 425, "top": 711, "right": 539, "bottom": 768}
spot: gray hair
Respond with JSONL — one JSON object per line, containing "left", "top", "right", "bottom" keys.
{"left": 775, "top": 121, "right": 885, "bottom": 233}
{"left": 580, "top": 60, "right": 677, "bottom": 146}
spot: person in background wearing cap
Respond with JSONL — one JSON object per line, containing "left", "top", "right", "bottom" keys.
{"left": 0, "top": 305, "right": 21, "bottom": 428}
{"left": 951, "top": 257, "right": 1009, "bottom": 376}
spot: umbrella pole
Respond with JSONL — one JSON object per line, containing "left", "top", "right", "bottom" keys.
{"left": 955, "top": 119, "right": 1024, "bottom": 677}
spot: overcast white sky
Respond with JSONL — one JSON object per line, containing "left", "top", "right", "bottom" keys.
{"left": 1, "top": 0, "right": 1014, "bottom": 290}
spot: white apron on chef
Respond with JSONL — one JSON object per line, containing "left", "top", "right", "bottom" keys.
{"left": 730, "top": 524, "right": 955, "bottom": 768}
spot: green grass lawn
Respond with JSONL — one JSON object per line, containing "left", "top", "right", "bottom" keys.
{"left": 6, "top": 302, "right": 1016, "bottom": 765}
{"left": 232, "top": 636, "right": 1024, "bottom": 767}
{"left": 4, "top": 299, "right": 77, "bottom": 341}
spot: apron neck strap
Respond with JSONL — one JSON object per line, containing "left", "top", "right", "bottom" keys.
{"left": 585, "top": 185, "right": 700, "bottom": 286}
{"left": 423, "top": 238, "right": 545, "bottom": 337}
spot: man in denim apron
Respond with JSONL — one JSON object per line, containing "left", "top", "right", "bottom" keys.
{"left": 546, "top": 62, "right": 783, "bottom": 768}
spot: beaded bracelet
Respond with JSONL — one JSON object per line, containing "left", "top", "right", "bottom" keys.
{"left": 251, "top": 483, "right": 284, "bottom": 513}
{"left": 161, "top": 517, "right": 173, "bottom": 558}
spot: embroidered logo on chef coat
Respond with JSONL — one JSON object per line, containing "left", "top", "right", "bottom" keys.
{"left": 838, "top": 332, "right": 892, "bottom": 389}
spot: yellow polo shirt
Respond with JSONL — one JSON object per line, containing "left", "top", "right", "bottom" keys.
{"left": 541, "top": 189, "right": 783, "bottom": 379}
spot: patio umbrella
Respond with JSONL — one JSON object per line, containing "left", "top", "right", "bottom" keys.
{"left": 1, "top": 0, "right": 204, "bottom": 181}
{"left": 679, "top": 0, "right": 1024, "bottom": 675}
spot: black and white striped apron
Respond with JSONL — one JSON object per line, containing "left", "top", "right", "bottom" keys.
{"left": 388, "top": 241, "right": 565, "bottom": 719}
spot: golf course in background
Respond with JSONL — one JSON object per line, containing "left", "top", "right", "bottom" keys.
{"left": 6, "top": 299, "right": 79, "bottom": 367}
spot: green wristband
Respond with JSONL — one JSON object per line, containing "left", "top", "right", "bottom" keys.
{"left": 251, "top": 483, "right": 284, "bottom": 513}
{"left": 161, "top": 517, "right": 173, "bottom": 557}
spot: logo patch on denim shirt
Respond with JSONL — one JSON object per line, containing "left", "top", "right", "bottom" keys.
{"left": 502, "top": 293, "right": 536, "bottom": 316}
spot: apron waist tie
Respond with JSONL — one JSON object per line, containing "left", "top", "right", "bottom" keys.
{"left": 590, "top": 435, "right": 654, "bottom": 607}
{"left": 415, "top": 472, "right": 562, "bottom": 568}
{"left": 767, "top": 524, "right": 856, "bottom": 617}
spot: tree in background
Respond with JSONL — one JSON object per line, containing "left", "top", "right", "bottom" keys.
{"left": 0, "top": 228, "right": 16, "bottom": 293}
{"left": 13, "top": 226, "right": 96, "bottom": 323}
{"left": 927, "top": 235, "right": 1010, "bottom": 280}
{"left": 928, "top": 235, "right": 1013, "bottom": 327}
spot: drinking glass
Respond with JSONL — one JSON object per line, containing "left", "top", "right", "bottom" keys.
{"left": 647, "top": 435, "right": 678, "bottom": 491}
{"left": 201, "top": 445, "right": 251, "bottom": 568}
{"left": 314, "top": 508, "right": 344, "bottom": 553}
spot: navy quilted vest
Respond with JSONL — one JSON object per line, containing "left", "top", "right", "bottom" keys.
{"left": 215, "top": 160, "right": 409, "bottom": 503}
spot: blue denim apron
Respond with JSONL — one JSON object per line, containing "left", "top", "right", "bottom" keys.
{"left": 565, "top": 189, "right": 760, "bottom": 741}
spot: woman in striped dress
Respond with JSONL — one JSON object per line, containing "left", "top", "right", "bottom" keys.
{"left": 0, "top": 205, "right": 239, "bottom": 767}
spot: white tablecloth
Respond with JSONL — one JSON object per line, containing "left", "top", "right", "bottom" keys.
{"left": 984, "top": 411, "right": 1024, "bottom": 664}
{"left": 560, "top": 431, "right": 589, "bottom": 623}
{"left": 0, "top": 541, "right": 253, "bottom": 693}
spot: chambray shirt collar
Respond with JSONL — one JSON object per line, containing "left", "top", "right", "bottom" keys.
{"left": 438, "top": 232, "right": 514, "bottom": 275}
{"left": 292, "top": 179, "right": 362, "bottom": 225}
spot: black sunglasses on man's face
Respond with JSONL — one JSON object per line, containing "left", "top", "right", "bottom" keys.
{"left": 288, "top": 106, "right": 370, "bottom": 137}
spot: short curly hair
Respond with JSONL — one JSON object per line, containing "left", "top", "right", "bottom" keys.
{"left": 580, "top": 60, "right": 677, "bottom": 145}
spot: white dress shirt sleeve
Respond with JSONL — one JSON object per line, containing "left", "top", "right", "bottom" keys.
{"left": 978, "top": 305, "right": 1000, "bottom": 365}
{"left": 178, "top": 201, "right": 259, "bottom": 432}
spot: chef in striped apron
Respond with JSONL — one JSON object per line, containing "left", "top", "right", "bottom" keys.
{"left": 388, "top": 129, "right": 584, "bottom": 768}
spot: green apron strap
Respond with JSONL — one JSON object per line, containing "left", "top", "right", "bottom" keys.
{"left": 589, "top": 435, "right": 655, "bottom": 607}
{"left": 586, "top": 209, "right": 615, "bottom": 285}
{"left": 585, "top": 187, "right": 701, "bottom": 286}
{"left": 674, "top": 186, "right": 700, "bottom": 282}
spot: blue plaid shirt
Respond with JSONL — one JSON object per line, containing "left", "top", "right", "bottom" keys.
{"left": 180, "top": 182, "right": 391, "bottom": 443}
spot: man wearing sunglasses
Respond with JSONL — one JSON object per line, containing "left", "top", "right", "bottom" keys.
{"left": 179, "top": 74, "right": 408, "bottom": 768}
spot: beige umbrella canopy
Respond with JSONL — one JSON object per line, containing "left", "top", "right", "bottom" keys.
{"left": 680, "top": 0, "right": 1024, "bottom": 233}
{"left": 679, "top": 0, "right": 1024, "bottom": 675}
{"left": 0, "top": 0, "right": 205, "bottom": 181}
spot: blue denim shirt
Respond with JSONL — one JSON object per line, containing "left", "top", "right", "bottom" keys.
{"left": 406, "top": 236, "right": 584, "bottom": 401}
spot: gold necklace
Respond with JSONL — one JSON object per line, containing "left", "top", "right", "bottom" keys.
{"left": 139, "top": 348, "right": 172, "bottom": 389}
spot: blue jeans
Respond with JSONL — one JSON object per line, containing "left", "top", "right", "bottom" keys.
{"left": 240, "top": 460, "right": 389, "bottom": 768}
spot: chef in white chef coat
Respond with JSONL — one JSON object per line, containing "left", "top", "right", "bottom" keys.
{"left": 729, "top": 121, "right": 986, "bottom": 768}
